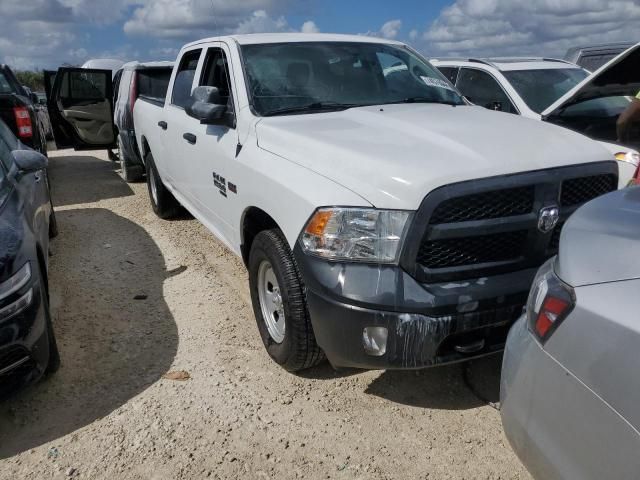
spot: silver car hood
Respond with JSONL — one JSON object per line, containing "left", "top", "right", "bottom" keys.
{"left": 557, "top": 187, "right": 640, "bottom": 287}
{"left": 542, "top": 42, "right": 640, "bottom": 118}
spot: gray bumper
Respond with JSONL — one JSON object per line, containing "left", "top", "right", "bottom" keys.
{"left": 295, "top": 246, "right": 534, "bottom": 370}
{"left": 500, "top": 317, "right": 640, "bottom": 480}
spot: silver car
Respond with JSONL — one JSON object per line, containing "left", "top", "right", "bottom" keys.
{"left": 500, "top": 186, "right": 640, "bottom": 479}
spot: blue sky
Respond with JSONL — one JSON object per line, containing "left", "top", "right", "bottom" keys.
{"left": 0, "top": 0, "right": 638, "bottom": 70}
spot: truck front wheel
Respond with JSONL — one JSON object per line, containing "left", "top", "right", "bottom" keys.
{"left": 145, "top": 152, "right": 181, "bottom": 219}
{"left": 249, "top": 229, "right": 324, "bottom": 372}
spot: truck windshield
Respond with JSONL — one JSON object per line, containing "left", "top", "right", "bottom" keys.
{"left": 502, "top": 68, "right": 589, "bottom": 113}
{"left": 241, "top": 42, "right": 465, "bottom": 116}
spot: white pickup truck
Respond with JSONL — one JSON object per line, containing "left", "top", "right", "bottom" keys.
{"left": 48, "top": 33, "right": 619, "bottom": 372}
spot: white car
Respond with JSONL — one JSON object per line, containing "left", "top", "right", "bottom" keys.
{"left": 432, "top": 45, "right": 640, "bottom": 188}
{"left": 46, "top": 34, "right": 619, "bottom": 372}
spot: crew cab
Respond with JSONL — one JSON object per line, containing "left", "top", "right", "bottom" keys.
{"left": 47, "top": 34, "right": 619, "bottom": 372}
{"left": 0, "top": 65, "right": 49, "bottom": 155}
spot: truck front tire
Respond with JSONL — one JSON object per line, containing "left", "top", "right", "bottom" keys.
{"left": 145, "top": 152, "right": 181, "bottom": 219}
{"left": 249, "top": 229, "right": 324, "bottom": 372}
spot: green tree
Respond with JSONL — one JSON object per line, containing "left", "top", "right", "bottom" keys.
{"left": 15, "top": 70, "right": 45, "bottom": 92}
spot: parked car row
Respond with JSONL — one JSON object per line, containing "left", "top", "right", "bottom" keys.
{"left": 432, "top": 45, "right": 640, "bottom": 187}
{"left": 3, "top": 33, "right": 639, "bottom": 479}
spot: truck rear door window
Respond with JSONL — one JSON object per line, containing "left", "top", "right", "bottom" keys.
{"left": 138, "top": 69, "right": 172, "bottom": 102}
{"left": 172, "top": 49, "right": 202, "bottom": 108}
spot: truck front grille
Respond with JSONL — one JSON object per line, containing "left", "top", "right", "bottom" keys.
{"left": 560, "top": 174, "right": 617, "bottom": 206}
{"left": 429, "top": 186, "right": 534, "bottom": 224}
{"left": 418, "top": 230, "right": 527, "bottom": 269}
{"left": 402, "top": 162, "right": 618, "bottom": 283}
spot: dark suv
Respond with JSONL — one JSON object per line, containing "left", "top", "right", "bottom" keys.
{"left": 0, "top": 118, "right": 59, "bottom": 395}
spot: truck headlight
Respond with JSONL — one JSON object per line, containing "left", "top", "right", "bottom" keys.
{"left": 615, "top": 151, "right": 640, "bottom": 168}
{"left": 0, "top": 262, "right": 31, "bottom": 302}
{"left": 300, "top": 208, "right": 412, "bottom": 263}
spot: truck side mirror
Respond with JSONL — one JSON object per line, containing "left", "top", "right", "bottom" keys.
{"left": 12, "top": 149, "right": 48, "bottom": 172}
{"left": 186, "top": 86, "right": 231, "bottom": 126}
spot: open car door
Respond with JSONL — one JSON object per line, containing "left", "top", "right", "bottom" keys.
{"left": 47, "top": 67, "right": 116, "bottom": 150}
{"left": 43, "top": 70, "right": 56, "bottom": 101}
{"left": 542, "top": 43, "right": 640, "bottom": 119}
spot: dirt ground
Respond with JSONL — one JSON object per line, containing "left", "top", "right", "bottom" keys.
{"left": 0, "top": 149, "right": 531, "bottom": 479}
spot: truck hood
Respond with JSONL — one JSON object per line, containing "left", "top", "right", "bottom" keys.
{"left": 256, "top": 104, "right": 611, "bottom": 209}
{"left": 556, "top": 187, "right": 640, "bottom": 287}
{"left": 542, "top": 42, "right": 640, "bottom": 118}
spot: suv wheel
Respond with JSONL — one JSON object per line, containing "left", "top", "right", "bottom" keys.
{"left": 119, "top": 136, "right": 143, "bottom": 183}
{"left": 249, "top": 229, "right": 324, "bottom": 372}
{"left": 145, "top": 151, "right": 181, "bottom": 219}
{"left": 40, "top": 264, "right": 60, "bottom": 374}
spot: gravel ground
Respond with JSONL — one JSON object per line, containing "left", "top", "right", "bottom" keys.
{"left": 0, "top": 149, "right": 531, "bottom": 479}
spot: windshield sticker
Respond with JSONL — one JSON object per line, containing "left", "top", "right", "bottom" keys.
{"left": 421, "top": 76, "right": 455, "bottom": 91}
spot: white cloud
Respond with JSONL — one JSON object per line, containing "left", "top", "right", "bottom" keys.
{"left": 380, "top": 19, "right": 402, "bottom": 39}
{"left": 123, "top": 0, "right": 297, "bottom": 39}
{"left": 421, "top": 0, "right": 640, "bottom": 57}
{"left": 234, "top": 9, "right": 288, "bottom": 34}
{"left": 301, "top": 20, "right": 320, "bottom": 34}
{"left": 0, "top": 0, "right": 318, "bottom": 69}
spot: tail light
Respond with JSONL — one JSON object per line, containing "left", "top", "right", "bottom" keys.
{"left": 526, "top": 259, "right": 575, "bottom": 343}
{"left": 13, "top": 106, "right": 33, "bottom": 138}
{"left": 129, "top": 71, "right": 138, "bottom": 111}
{"left": 632, "top": 165, "right": 640, "bottom": 186}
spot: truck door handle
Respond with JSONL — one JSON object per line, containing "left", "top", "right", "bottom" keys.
{"left": 158, "top": 121, "right": 167, "bottom": 130}
{"left": 183, "top": 133, "right": 197, "bottom": 145}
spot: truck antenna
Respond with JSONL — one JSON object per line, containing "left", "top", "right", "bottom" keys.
{"left": 210, "top": 0, "right": 219, "bottom": 35}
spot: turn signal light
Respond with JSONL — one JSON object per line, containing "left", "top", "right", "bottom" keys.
{"left": 304, "top": 210, "right": 333, "bottom": 236}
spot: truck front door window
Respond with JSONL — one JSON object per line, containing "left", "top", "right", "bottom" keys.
{"left": 200, "top": 48, "right": 233, "bottom": 108}
{"left": 171, "top": 49, "right": 202, "bottom": 108}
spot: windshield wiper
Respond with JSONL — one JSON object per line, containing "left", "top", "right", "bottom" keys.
{"left": 384, "top": 97, "right": 462, "bottom": 106}
{"left": 263, "top": 102, "right": 359, "bottom": 117}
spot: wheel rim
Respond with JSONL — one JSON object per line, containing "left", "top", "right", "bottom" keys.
{"left": 149, "top": 166, "right": 158, "bottom": 205}
{"left": 257, "top": 260, "right": 286, "bottom": 343}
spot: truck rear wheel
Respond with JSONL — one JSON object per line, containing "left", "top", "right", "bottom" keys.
{"left": 249, "top": 229, "right": 324, "bottom": 372}
{"left": 145, "top": 152, "right": 181, "bottom": 219}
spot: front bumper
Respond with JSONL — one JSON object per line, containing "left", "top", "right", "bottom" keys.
{"left": 0, "top": 279, "right": 50, "bottom": 393}
{"left": 295, "top": 246, "right": 535, "bottom": 369}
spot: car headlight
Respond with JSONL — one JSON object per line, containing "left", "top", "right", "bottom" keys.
{"left": 615, "top": 150, "right": 640, "bottom": 168}
{"left": 300, "top": 208, "right": 413, "bottom": 263}
{"left": 0, "top": 262, "right": 31, "bottom": 302}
